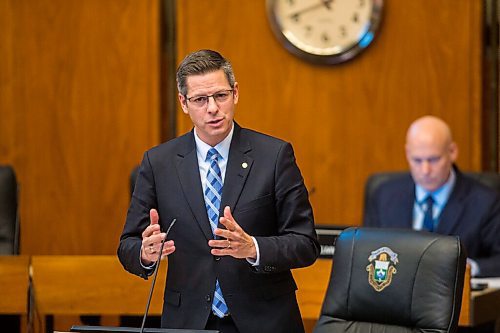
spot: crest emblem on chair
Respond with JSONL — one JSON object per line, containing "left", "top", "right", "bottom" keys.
{"left": 366, "top": 247, "right": 399, "bottom": 292}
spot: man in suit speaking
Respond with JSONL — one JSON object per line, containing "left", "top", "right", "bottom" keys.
{"left": 118, "top": 49, "right": 320, "bottom": 333}
{"left": 364, "top": 116, "right": 500, "bottom": 277}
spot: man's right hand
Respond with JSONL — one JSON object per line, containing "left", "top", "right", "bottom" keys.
{"left": 141, "top": 209, "right": 175, "bottom": 265}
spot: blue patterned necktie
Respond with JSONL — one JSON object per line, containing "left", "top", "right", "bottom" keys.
{"left": 204, "top": 148, "right": 229, "bottom": 318}
{"left": 422, "top": 195, "right": 435, "bottom": 232}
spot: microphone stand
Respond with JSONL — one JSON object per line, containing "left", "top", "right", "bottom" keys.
{"left": 140, "top": 218, "right": 176, "bottom": 333}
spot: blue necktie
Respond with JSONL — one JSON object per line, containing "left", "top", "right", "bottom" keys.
{"left": 422, "top": 195, "right": 435, "bottom": 232}
{"left": 204, "top": 148, "right": 229, "bottom": 318}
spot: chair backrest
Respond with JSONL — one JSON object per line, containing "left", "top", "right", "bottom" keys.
{"left": 463, "top": 171, "right": 500, "bottom": 192}
{"left": 0, "top": 165, "right": 20, "bottom": 254}
{"left": 313, "top": 227, "right": 466, "bottom": 333}
{"left": 363, "top": 171, "right": 407, "bottom": 210}
{"left": 364, "top": 171, "right": 500, "bottom": 212}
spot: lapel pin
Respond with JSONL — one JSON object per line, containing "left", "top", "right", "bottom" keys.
{"left": 241, "top": 162, "right": 248, "bottom": 169}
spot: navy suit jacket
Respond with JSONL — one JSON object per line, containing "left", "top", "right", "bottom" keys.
{"left": 364, "top": 168, "right": 500, "bottom": 277}
{"left": 118, "top": 123, "right": 320, "bottom": 333}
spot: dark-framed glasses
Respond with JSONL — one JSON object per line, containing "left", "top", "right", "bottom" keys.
{"left": 186, "top": 89, "right": 234, "bottom": 108}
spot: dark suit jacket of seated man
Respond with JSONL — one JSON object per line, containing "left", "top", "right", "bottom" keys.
{"left": 363, "top": 116, "right": 500, "bottom": 277}
{"left": 364, "top": 166, "right": 500, "bottom": 277}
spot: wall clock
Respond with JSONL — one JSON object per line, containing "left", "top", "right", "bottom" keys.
{"left": 266, "top": 0, "right": 384, "bottom": 65}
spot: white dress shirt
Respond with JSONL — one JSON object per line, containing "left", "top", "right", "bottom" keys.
{"left": 194, "top": 123, "right": 260, "bottom": 266}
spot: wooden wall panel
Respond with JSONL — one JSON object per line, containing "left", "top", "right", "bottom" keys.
{"left": 0, "top": 0, "right": 15, "bottom": 160}
{"left": 176, "top": 0, "right": 483, "bottom": 225}
{"left": 0, "top": 0, "right": 160, "bottom": 254}
{"left": 0, "top": 0, "right": 485, "bottom": 255}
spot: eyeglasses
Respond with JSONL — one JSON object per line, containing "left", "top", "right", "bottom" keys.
{"left": 186, "top": 89, "right": 234, "bottom": 108}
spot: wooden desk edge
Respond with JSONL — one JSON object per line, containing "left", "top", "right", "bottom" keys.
{"left": 0, "top": 255, "right": 30, "bottom": 314}
{"left": 1, "top": 256, "right": 497, "bottom": 328}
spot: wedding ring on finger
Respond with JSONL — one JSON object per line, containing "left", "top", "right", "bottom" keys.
{"left": 149, "top": 245, "right": 155, "bottom": 254}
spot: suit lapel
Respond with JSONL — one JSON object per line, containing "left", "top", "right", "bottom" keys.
{"left": 437, "top": 172, "right": 466, "bottom": 235}
{"left": 220, "top": 124, "right": 253, "bottom": 215}
{"left": 175, "top": 132, "right": 214, "bottom": 241}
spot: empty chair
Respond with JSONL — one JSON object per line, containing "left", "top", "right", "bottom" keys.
{"left": 314, "top": 227, "right": 466, "bottom": 333}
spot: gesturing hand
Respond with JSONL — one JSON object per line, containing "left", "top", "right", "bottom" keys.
{"left": 208, "top": 206, "right": 257, "bottom": 260}
{"left": 141, "top": 209, "right": 175, "bottom": 265}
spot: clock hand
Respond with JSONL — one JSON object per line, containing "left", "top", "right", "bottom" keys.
{"left": 288, "top": 0, "right": 333, "bottom": 21}
{"left": 321, "top": 0, "right": 334, "bottom": 10}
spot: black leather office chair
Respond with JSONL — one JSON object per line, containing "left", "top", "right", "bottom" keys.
{"left": 0, "top": 165, "right": 21, "bottom": 332}
{"left": 0, "top": 165, "right": 20, "bottom": 254}
{"left": 462, "top": 171, "right": 500, "bottom": 192}
{"left": 314, "top": 227, "right": 466, "bottom": 333}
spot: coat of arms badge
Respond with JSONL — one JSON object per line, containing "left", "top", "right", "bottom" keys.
{"left": 366, "top": 246, "right": 399, "bottom": 292}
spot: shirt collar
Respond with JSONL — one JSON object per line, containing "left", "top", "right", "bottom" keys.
{"left": 415, "top": 168, "right": 456, "bottom": 207}
{"left": 194, "top": 123, "right": 234, "bottom": 161}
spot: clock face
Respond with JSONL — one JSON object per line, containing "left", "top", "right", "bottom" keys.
{"left": 266, "top": 0, "right": 383, "bottom": 64}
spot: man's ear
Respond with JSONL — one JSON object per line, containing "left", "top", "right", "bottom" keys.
{"left": 178, "top": 93, "right": 189, "bottom": 114}
{"left": 449, "top": 142, "right": 458, "bottom": 161}
{"left": 232, "top": 82, "right": 239, "bottom": 104}
{"left": 404, "top": 143, "right": 411, "bottom": 164}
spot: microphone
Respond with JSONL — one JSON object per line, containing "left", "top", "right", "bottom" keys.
{"left": 140, "top": 218, "right": 176, "bottom": 333}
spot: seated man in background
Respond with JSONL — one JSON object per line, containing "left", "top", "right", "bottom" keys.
{"left": 363, "top": 115, "right": 500, "bottom": 277}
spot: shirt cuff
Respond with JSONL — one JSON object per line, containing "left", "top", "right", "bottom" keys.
{"left": 246, "top": 236, "right": 260, "bottom": 266}
{"left": 139, "top": 245, "right": 156, "bottom": 271}
{"left": 467, "top": 258, "right": 480, "bottom": 277}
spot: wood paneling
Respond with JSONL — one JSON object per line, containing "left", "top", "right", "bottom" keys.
{"left": 0, "top": 0, "right": 160, "bottom": 254}
{"left": 176, "top": 0, "right": 483, "bottom": 225}
{"left": 0, "top": 0, "right": 485, "bottom": 255}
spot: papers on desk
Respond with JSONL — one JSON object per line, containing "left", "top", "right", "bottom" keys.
{"left": 471, "top": 277, "right": 500, "bottom": 289}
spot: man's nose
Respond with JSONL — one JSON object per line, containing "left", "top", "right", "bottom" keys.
{"left": 421, "top": 161, "right": 431, "bottom": 174}
{"left": 206, "top": 96, "right": 219, "bottom": 113}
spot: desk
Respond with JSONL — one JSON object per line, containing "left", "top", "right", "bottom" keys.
{"left": 23, "top": 256, "right": 500, "bottom": 330}
{"left": 292, "top": 259, "right": 332, "bottom": 320}
{"left": 463, "top": 287, "right": 500, "bottom": 327}
{"left": 30, "top": 255, "right": 166, "bottom": 315}
{"left": 0, "top": 255, "right": 30, "bottom": 314}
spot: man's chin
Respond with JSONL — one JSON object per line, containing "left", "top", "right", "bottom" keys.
{"left": 209, "top": 126, "right": 228, "bottom": 135}
{"left": 421, "top": 182, "right": 438, "bottom": 192}
{"left": 207, "top": 126, "right": 231, "bottom": 141}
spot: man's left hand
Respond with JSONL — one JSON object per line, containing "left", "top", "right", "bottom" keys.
{"left": 208, "top": 206, "right": 257, "bottom": 260}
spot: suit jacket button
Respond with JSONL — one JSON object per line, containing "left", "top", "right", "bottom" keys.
{"left": 215, "top": 256, "right": 221, "bottom": 261}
